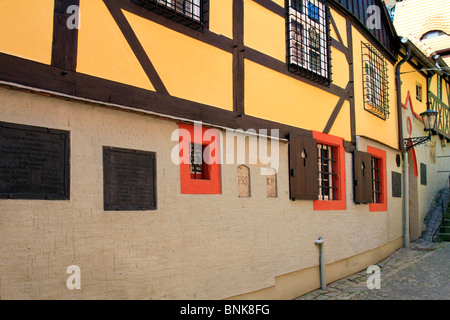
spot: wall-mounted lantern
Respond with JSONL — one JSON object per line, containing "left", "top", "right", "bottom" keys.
{"left": 403, "top": 109, "right": 438, "bottom": 151}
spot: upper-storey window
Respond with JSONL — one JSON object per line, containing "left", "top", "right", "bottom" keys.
{"left": 133, "top": 0, "right": 204, "bottom": 29}
{"left": 362, "top": 42, "right": 389, "bottom": 120}
{"left": 287, "top": 0, "right": 331, "bottom": 85}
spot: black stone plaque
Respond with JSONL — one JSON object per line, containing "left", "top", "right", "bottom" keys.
{"left": 392, "top": 171, "right": 402, "bottom": 198}
{"left": 0, "top": 121, "right": 70, "bottom": 200}
{"left": 420, "top": 163, "right": 427, "bottom": 186}
{"left": 103, "top": 146, "right": 156, "bottom": 211}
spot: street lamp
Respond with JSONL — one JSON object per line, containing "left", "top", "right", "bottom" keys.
{"left": 403, "top": 109, "right": 438, "bottom": 151}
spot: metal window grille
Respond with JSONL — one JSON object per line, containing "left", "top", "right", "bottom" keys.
{"left": 287, "top": 0, "right": 331, "bottom": 85}
{"left": 190, "top": 143, "right": 204, "bottom": 179}
{"left": 189, "top": 142, "right": 212, "bottom": 180}
{"left": 132, "top": 0, "right": 206, "bottom": 29}
{"left": 371, "top": 156, "right": 382, "bottom": 204}
{"left": 362, "top": 42, "right": 390, "bottom": 120}
{"left": 317, "top": 143, "right": 337, "bottom": 200}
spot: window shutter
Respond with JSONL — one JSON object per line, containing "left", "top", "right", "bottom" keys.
{"left": 353, "top": 150, "right": 373, "bottom": 204}
{"left": 289, "top": 134, "right": 319, "bottom": 201}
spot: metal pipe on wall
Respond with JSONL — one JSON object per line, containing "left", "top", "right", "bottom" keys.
{"left": 314, "top": 237, "right": 326, "bottom": 290}
{"left": 396, "top": 39, "right": 412, "bottom": 248}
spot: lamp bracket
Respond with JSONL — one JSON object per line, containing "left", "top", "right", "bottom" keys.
{"left": 403, "top": 136, "right": 430, "bottom": 151}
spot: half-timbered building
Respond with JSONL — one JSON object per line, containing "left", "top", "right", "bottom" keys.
{"left": 0, "top": 0, "right": 448, "bottom": 299}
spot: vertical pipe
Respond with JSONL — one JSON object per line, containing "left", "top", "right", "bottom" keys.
{"left": 396, "top": 41, "right": 411, "bottom": 248}
{"left": 403, "top": 153, "right": 410, "bottom": 248}
{"left": 314, "top": 237, "right": 326, "bottom": 290}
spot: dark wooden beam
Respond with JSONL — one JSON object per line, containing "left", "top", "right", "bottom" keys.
{"left": 323, "top": 82, "right": 353, "bottom": 134}
{"left": 0, "top": 52, "right": 313, "bottom": 141}
{"left": 103, "top": 0, "right": 169, "bottom": 95}
{"left": 252, "top": 0, "right": 285, "bottom": 18}
{"left": 233, "top": 0, "right": 245, "bottom": 115}
{"left": 51, "top": 0, "right": 80, "bottom": 71}
{"left": 347, "top": 18, "right": 356, "bottom": 143}
{"left": 244, "top": 46, "right": 346, "bottom": 97}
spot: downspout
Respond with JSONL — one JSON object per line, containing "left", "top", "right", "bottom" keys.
{"left": 396, "top": 39, "right": 411, "bottom": 248}
{"left": 314, "top": 237, "right": 326, "bottom": 290}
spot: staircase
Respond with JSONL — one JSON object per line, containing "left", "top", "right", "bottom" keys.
{"left": 438, "top": 204, "right": 450, "bottom": 242}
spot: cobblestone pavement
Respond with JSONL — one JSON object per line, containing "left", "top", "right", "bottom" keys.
{"left": 296, "top": 240, "right": 450, "bottom": 300}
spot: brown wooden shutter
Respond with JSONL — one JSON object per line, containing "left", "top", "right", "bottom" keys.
{"left": 353, "top": 150, "right": 372, "bottom": 204}
{"left": 289, "top": 134, "right": 319, "bottom": 201}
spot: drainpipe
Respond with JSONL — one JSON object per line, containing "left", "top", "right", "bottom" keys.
{"left": 396, "top": 39, "right": 411, "bottom": 248}
{"left": 403, "top": 153, "right": 410, "bottom": 248}
{"left": 314, "top": 237, "right": 326, "bottom": 290}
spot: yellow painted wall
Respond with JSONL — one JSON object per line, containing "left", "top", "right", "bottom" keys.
{"left": 330, "top": 8, "right": 348, "bottom": 47}
{"left": 401, "top": 60, "right": 428, "bottom": 114}
{"left": 123, "top": 10, "right": 233, "bottom": 111}
{"left": 0, "top": 0, "right": 54, "bottom": 65}
{"left": 272, "top": 0, "right": 285, "bottom": 8}
{"left": 209, "top": 0, "right": 233, "bottom": 39}
{"left": 351, "top": 26, "right": 399, "bottom": 148}
{"left": 243, "top": 3, "right": 353, "bottom": 142}
{"left": 244, "top": 60, "right": 352, "bottom": 141}
{"left": 77, "top": 0, "right": 155, "bottom": 91}
{"left": 329, "top": 100, "right": 351, "bottom": 140}
{"left": 244, "top": 0, "right": 286, "bottom": 62}
{"left": 331, "top": 47, "right": 349, "bottom": 89}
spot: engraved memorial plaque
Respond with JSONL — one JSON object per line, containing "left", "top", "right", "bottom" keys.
{"left": 266, "top": 167, "right": 277, "bottom": 198}
{"left": 237, "top": 165, "right": 250, "bottom": 197}
{"left": 103, "top": 146, "right": 156, "bottom": 211}
{"left": 0, "top": 121, "right": 70, "bottom": 200}
{"left": 420, "top": 163, "right": 427, "bottom": 186}
{"left": 392, "top": 171, "right": 402, "bottom": 198}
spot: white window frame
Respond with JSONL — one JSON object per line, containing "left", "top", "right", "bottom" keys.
{"left": 288, "top": 0, "right": 328, "bottom": 78}
{"left": 317, "top": 143, "right": 334, "bottom": 201}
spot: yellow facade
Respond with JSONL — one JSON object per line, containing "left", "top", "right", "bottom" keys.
{"left": 244, "top": 0, "right": 286, "bottom": 62}
{"left": 0, "top": 0, "right": 449, "bottom": 301}
{"left": 124, "top": 10, "right": 234, "bottom": 110}
{"left": 351, "top": 26, "right": 399, "bottom": 148}
{"left": 77, "top": 0, "right": 155, "bottom": 91}
{"left": 0, "top": 0, "right": 54, "bottom": 64}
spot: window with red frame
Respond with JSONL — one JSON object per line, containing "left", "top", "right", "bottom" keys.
{"left": 312, "top": 131, "right": 346, "bottom": 211}
{"left": 178, "top": 123, "right": 221, "bottom": 195}
{"left": 367, "top": 146, "right": 387, "bottom": 212}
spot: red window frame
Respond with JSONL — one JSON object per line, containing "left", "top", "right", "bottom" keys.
{"left": 178, "top": 123, "right": 221, "bottom": 195}
{"left": 312, "top": 131, "right": 346, "bottom": 211}
{"left": 367, "top": 146, "right": 387, "bottom": 212}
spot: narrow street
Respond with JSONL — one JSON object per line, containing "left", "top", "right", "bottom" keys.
{"left": 297, "top": 241, "right": 450, "bottom": 300}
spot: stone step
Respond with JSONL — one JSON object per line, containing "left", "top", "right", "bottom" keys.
{"left": 441, "top": 226, "right": 450, "bottom": 233}
{"left": 438, "top": 233, "right": 450, "bottom": 242}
